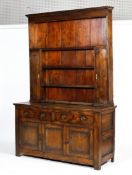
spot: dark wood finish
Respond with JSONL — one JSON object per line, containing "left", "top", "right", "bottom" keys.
{"left": 15, "top": 103, "right": 116, "bottom": 169}
{"left": 26, "top": 6, "right": 113, "bottom": 23}
{"left": 93, "top": 112, "right": 102, "bottom": 170}
{"left": 30, "top": 46, "right": 106, "bottom": 51}
{"left": 41, "top": 85, "right": 96, "bottom": 89}
{"left": 19, "top": 121, "right": 41, "bottom": 151}
{"left": 30, "top": 51, "right": 41, "bottom": 102}
{"left": 43, "top": 124, "right": 63, "bottom": 154}
{"left": 42, "top": 65, "right": 95, "bottom": 70}
{"left": 14, "top": 6, "right": 116, "bottom": 170}
{"left": 67, "top": 127, "right": 92, "bottom": 159}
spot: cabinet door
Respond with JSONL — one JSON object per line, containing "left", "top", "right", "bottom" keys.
{"left": 19, "top": 121, "right": 41, "bottom": 151}
{"left": 42, "top": 124, "right": 64, "bottom": 154}
{"left": 66, "top": 126, "right": 93, "bottom": 159}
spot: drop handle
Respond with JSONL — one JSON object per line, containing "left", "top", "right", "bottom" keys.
{"left": 40, "top": 113, "right": 45, "bottom": 119}
{"left": 96, "top": 74, "right": 98, "bottom": 80}
{"left": 37, "top": 73, "right": 40, "bottom": 79}
{"left": 80, "top": 115, "right": 86, "bottom": 121}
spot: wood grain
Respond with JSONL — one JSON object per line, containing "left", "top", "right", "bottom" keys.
{"left": 15, "top": 6, "right": 115, "bottom": 170}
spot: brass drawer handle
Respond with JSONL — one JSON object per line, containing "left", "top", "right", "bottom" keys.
{"left": 80, "top": 115, "right": 86, "bottom": 121}
{"left": 40, "top": 113, "right": 45, "bottom": 119}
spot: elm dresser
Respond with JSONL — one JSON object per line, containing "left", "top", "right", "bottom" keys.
{"left": 14, "top": 6, "right": 116, "bottom": 170}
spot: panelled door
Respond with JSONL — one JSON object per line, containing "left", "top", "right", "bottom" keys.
{"left": 19, "top": 121, "right": 93, "bottom": 159}
{"left": 65, "top": 126, "right": 93, "bottom": 159}
{"left": 19, "top": 121, "right": 41, "bottom": 151}
{"left": 42, "top": 123, "right": 64, "bottom": 154}
{"left": 41, "top": 123, "right": 93, "bottom": 159}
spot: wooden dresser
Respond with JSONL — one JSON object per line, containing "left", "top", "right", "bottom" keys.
{"left": 14, "top": 6, "right": 116, "bottom": 170}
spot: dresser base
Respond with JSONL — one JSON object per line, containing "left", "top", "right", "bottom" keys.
{"left": 15, "top": 102, "right": 116, "bottom": 170}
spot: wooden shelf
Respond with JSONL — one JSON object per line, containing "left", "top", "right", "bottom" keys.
{"left": 42, "top": 66, "right": 95, "bottom": 70}
{"left": 41, "top": 84, "right": 96, "bottom": 89}
{"left": 30, "top": 45, "right": 106, "bottom": 52}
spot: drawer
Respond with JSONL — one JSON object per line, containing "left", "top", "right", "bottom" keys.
{"left": 54, "top": 111, "right": 93, "bottom": 126}
{"left": 19, "top": 107, "right": 52, "bottom": 121}
{"left": 71, "top": 112, "right": 93, "bottom": 125}
{"left": 37, "top": 110, "right": 93, "bottom": 126}
{"left": 19, "top": 107, "right": 39, "bottom": 119}
{"left": 39, "top": 111, "right": 52, "bottom": 121}
{"left": 18, "top": 107, "right": 93, "bottom": 126}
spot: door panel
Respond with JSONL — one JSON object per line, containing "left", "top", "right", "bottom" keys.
{"left": 67, "top": 127, "right": 93, "bottom": 159}
{"left": 42, "top": 124, "right": 64, "bottom": 154}
{"left": 19, "top": 121, "right": 41, "bottom": 151}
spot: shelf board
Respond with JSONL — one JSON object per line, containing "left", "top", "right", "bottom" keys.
{"left": 41, "top": 84, "right": 96, "bottom": 89}
{"left": 42, "top": 66, "right": 95, "bottom": 70}
{"left": 30, "top": 45, "right": 106, "bottom": 52}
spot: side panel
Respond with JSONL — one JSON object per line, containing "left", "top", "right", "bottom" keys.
{"left": 101, "top": 110, "right": 115, "bottom": 163}
{"left": 96, "top": 49, "right": 108, "bottom": 104}
{"left": 29, "top": 23, "right": 47, "bottom": 48}
{"left": 30, "top": 51, "right": 42, "bottom": 102}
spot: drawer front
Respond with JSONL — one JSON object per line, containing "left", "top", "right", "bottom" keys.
{"left": 53, "top": 111, "right": 93, "bottom": 126}
{"left": 39, "top": 111, "right": 93, "bottom": 125}
{"left": 71, "top": 112, "right": 93, "bottom": 125}
{"left": 18, "top": 107, "right": 93, "bottom": 126}
{"left": 19, "top": 107, "right": 52, "bottom": 121}
{"left": 19, "top": 107, "right": 39, "bottom": 119}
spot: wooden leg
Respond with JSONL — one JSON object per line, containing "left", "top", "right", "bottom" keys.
{"left": 111, "top": 111, "right": 115, "bottom": 163}
{"left": 16, "top": 150, "right": 22, "bottom": 157}
{"left": 16, "top": 146, "right": 23, "bottom": 157}
{"left": 94, "top": 164, "right": 101, "bottom": 170}
{"left": 16, "top": 153, "right": 21, "bottom": 157}
{"left": 111, "top": 157, "right": 114, "bottom": 162}
{"left": 94, "top": 113, "right": 102, "bottom": 170}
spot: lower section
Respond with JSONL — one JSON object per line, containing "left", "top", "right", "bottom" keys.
{"left": 18, "top": 148, "right": 94, "bottom": 166}
{"left": 15, "top": 102, "right": 116, "bottom": 170}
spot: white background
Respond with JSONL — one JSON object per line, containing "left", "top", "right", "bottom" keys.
{"left": 0, "top": 21, "right": 132, "bottom": 174}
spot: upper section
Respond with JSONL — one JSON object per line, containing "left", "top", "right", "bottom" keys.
{"left": 26, "top": 6, "right": 113, "bottom": 23}
{"left": 27, "top": 7, "right": 114, "bottom": 106}
{"left": 1, "top": 0, "right": 132, "bottom": 25}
